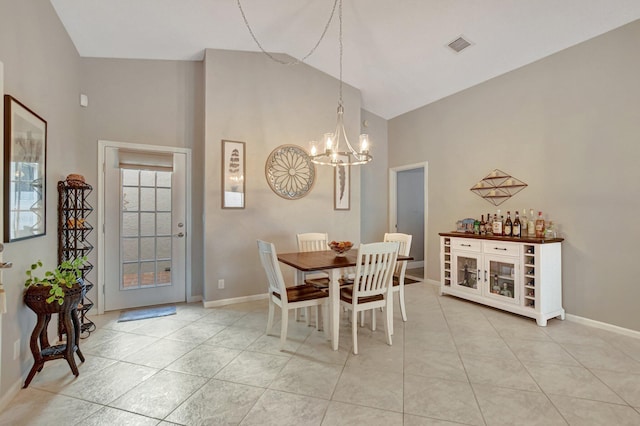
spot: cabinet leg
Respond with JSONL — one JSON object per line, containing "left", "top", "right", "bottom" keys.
{"left": 536, "top": 318, "right": 548, "bottom": 326}
{"left": 560, "top": 311, "right": 566, "bottom": 320}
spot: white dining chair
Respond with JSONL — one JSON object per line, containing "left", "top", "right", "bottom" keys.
{"left": 295, "top": 233, "right": 330, "bottom": 324}
{"left": 257, "top": 240, "right": 328, "bottom": 349}
{"left": 339, "top": 241, "right": 399, "bottom": 355}
{"left": 384, "top": 232, "right": 413, "bottom": 322}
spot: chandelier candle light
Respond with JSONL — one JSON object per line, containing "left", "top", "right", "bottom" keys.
{"left": 308, "top": 0, "right": 372, "bottom": 166}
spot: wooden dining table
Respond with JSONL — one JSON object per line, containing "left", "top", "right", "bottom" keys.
{"left": 277, "top": 249, "right": 412, "bottom": 351}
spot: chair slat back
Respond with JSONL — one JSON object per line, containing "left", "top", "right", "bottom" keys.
{"left": 297, "top": 232, "right": 329, "bottom": 252}
{"left": 384, "top": 233, "right": 412, "bottom": 276}
{"left": 257, "top": 240, "right": 288, "bottom": 303}
{"left": 353, "top": 242, "right": 399, "bottom": 298}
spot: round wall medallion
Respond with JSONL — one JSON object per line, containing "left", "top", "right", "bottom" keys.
{"left": 265, "top": 145, "right": 316, "bottom": 200}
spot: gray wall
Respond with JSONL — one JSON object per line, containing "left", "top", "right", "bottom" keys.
{"left": 360, "top": 109, "right": 389, "bottom": 244}
{"left": 80, "top": 58, "right": 205, "bottom": 298}
{"left": 0, "top": 0, "right": 82, "bottom": 398}
{"left": 203, "top": 48, "right": 362, "bottom": 300}
{"left": 389, "top": 19, "right": 640, "bottom": 331}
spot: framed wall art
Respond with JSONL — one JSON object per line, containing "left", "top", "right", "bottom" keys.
{"left": 221, "top": 140, "right": 245, "bottom": 209}
{"left": 334, "top": 155, "right": 350, "bottom": 210}
{"left": 3, "top": 95, "right": 47, "bottom": 242}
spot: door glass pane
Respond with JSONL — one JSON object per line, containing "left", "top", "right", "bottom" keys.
{"left": 157, "top": 261, "right": 171, "bottom": 285}
{"left": 120, "top": 168, "right": 173, "bottom": 290}
{"left": 140, "top": 212, "right": 155, "bottom": 236}
{"left": 456, "top": 255, "right": 478, "bottom": 289}
{"left": 140, "top": 187, "right": 155, "bottom": 211}
{"left": 489, "top": 260, "right": 515, "bottom": 300}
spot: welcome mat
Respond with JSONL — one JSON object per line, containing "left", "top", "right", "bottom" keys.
{"left": 118, "top": 305, "right": 176, "bottom": 322}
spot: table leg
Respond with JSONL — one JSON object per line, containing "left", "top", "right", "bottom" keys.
{"left": 330, "top": 269, "right": 340, "bottom": 350}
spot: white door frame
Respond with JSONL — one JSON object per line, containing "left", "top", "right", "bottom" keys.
{"left": 97, "top": 140, "right": 192, "bottom": 314}
{"left": 389, "top": 162, "right": 428, "bottom": 272}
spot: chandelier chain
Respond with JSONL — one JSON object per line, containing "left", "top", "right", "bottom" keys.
{"left": 237, "top": 0, "right": 339, "bottom": 66}
{"left": 338, "top": 0, "right": 343, "bottom": 105}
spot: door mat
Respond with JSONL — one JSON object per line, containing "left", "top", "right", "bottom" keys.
{"left": 118, "top": 305, "right": 176, "bottom": 322}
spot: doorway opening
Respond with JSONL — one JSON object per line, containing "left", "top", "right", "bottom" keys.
{"left": 389, "top": 162, "right": 428, "bottom": 281}
{"left": 97, "top": 141, "right": 192, "bottom": 313}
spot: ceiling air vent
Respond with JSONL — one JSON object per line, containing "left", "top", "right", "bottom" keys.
{"left": 447, "top": 36, "right": 472, "bottom": 53}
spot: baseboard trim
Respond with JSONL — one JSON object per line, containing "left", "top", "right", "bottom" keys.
{"left": 187, "top": 295, "right": 203, "bottom": 304}
{"left": 203, "top": 293, "right": 268, "bottom": 308}
{"left": 0, "top": 378, "right": 23, "bottom": 413}
{"left": 425, "top": 278, "right": 440, "bottom": 287}
{"left": 565, "top": 314, "right": 640, "bottom": 339}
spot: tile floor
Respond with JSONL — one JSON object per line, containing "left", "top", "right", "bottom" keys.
{"left": 2, "top": 282, "right": 640, "bottom": 425}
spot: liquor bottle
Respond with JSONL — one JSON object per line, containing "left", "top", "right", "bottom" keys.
{"left": 479, "top": 215, "right": 486, "bottom": 235}
{"left": 527, "top": 208, "right": 535, "bottom": 237}
{"left": 486, "top": 212, "right": 493, "bottom": 235}
{"left": 474, "top": 218, "right": 480, "bottom": 235}
{"left": 521, "top": 208, "right": 527, "bottom": 235}
{"left": 504, "top": 211, "right": 512, "bottom": 237}
{"left": 535, "top": 211, "right": 545, "bottom": 238}
{"left": 513, "top": 211, "right": 521, "bottom": 238}
{"left": 545, "top": 221, "right": 556, "bottom": 239}
{"left": 492, "top": 213, "right": 502, "bottom": 236}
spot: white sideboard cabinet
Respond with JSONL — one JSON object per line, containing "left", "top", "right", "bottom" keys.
{"left": 439, "top": 232, "right": 565, "bottom": 326}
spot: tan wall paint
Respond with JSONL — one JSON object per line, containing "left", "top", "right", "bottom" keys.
{"left": 360, "top": 109, "right": 389, "bottom": 243}
{"left": 0, "top": 0, "right": 82, "bottom": 398}
{"left": 203, "top": 48, "right": 362, "bottom": 301}
{"left": 389, "top": 19, "right": 640, "bottom": 331}
{"left": 80, "top": 58, "right": 205, "bottom": 298}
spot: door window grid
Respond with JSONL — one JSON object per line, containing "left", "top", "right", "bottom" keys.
{"left": 120, "top": 169, "right": 173, "bottom": 289}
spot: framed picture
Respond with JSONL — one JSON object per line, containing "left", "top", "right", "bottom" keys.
{"left": 221, "top": 140, "right": 245, "bottom": 209}
{"left": 334, "top": 155, "right": 350, "bottom": 210}
{"left": 3, "top": 95, "right": 47, "bottom": 242}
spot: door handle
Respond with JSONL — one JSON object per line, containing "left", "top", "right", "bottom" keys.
{"left": 173, "top": 232, "right": 185, "bottom": 238}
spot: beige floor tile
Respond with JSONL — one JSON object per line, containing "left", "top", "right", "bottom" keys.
{"left": 404, "top": 375, "right": 484, "bottom": 425}
{"left": 2, "top": 287, "right": 639, "bottom": 425}
{"left": 214, "top": 350, "right": 289, "bottom": 387}
{"left": 123, "top": 337, "right": 200, "bottom": 369}
{"left": 561, "top": 343, "right": 640, "bottom": 373}
{"left": 403, "top": 413, "right": 467, "bottom": 425}
{"left": 473, "top": 383, "right": 567, "bottom": 425}
{"left": 322, "top": 401, "right": 403, "bottom": 425}
{"left": 59, "top": 361, "right": 158, "bottom": 405}
{"left": 76, "top": 406, "right": 160, "bottom": 426}
{"left": 462, "top": 353, "right": 539, "bottom": 391}
{"left": 523, "top": 361, "right": 625, "bottom": 403}
{"left": 405, "top": 349, "right": 468, "bottom": 382}
{"left": 203, "top": 325, "right": 264, "bottom": 349}
{"left": 549, "top": 394, "right": 640, "bottom": 425}
{"left": 505, "top": 338, "right": 580, "bottom": 366}
{"left": 165, "top": 379, "right": 264, "bottom": 425}
{"left": 0, "top": 388, "right": 102, "bottom": 426}
{"left": 332, "top": 365, "right": 403, "bottom": 412}
{"left": 269, "top": 357, "right": 343, "bottom": 399}
{"left": 590, "top": 368, "right": 640, "bottom": 407}
{"left": 240, "top": 389, "right": 329, "bottom": 425}
{"left": 109, "top": 370, "right": 208, "bottom": 418}
{"left": 164, "top": 344, "right": 240, "bottom": 377}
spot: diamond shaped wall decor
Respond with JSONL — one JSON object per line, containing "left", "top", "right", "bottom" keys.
{"left": 471, "top": 169, "right": 527, "bottom": 206}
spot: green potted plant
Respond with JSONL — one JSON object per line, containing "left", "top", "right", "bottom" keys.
{"left": 24, "top": 256, "right": 87, "bottom": 306}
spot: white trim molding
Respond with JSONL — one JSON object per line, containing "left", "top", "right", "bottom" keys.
{"left": 203, "top": 293, "right": 269, "bottom": 308}
{"left": 565, "top": 314, "right": 640, "bottom": 339}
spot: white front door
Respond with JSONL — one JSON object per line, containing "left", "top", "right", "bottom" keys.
{"left": 103, "top": 145, "right": 187, "bottom": 311}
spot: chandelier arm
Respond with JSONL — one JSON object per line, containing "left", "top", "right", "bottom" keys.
{"left": 237, "top": 0, "right": 339, "bottom": 66}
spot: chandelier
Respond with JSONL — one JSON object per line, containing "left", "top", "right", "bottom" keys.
{"left": 237, "top": 0, "right": 371, "bottom": 167}
{"left": 308, "top": 0, "right": 372, "bottom": 166}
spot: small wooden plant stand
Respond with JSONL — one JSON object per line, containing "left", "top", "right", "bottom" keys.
{"left": 23, "top": 283, "right": 85, "bottom": 388}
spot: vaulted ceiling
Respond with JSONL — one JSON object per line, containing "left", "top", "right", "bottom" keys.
{"left": 51, "top": 0, "right": 640, "bottom": 119}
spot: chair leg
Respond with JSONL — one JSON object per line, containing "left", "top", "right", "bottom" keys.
{"left": 371, "top": 309, "right": 377, "bottom": 331}
{"left": 360, "top": 311, "right": 365, "bottom": 327}
{"left": 280, "top": 308, "right": 289, "bottom": 350}
{"left": 351, "top": 308, "right": 359, "bottom": 355}
{"left": 305, "top": 307, "right": 311, "bottom": 327}
{"left": 315, "top": 306, "right": 320, "bottom": 331}
{"left": 266, "top": 299, "right": 275, "bottom": 334}
{"left": 399, "top": 285, "right": 407, "bottom": 322}
{"left": 385, "top": 302, "right": 393, "bottom": 347}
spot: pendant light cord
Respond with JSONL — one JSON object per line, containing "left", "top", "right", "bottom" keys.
{"left": 237, "top": 0, "right": 339, "bottom": 66}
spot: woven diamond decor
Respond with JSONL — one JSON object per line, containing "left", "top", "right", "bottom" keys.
{"left": 470, "top": 169, "right": 527, "bottom": 206}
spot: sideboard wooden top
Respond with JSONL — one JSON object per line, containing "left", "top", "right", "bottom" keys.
{"left": 439, "top": 232, "right": 564, "bottom": 244}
